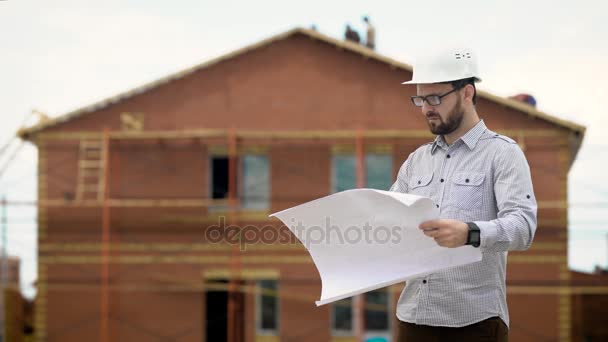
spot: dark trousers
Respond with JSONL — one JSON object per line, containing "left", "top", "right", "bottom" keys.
{"left": 397, "top": 316, "right": 508, "bottom": 342}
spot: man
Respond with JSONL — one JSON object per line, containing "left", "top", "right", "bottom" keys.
{"left": 344, "top": 24, "right": 361, "bottom": 44}
{"left": 363, "top": 16, "right": 375, "bottom": 49}
{"left": 390, "top": 48, "right": 537, "bottom": 341}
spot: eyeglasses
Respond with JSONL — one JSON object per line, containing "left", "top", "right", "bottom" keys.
{"left": 410, "top": 86, "right": 462, "bottom": 107}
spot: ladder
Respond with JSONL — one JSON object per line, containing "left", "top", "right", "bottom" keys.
{"left": 75, "top": 139, "right": 106, "bottom": 201}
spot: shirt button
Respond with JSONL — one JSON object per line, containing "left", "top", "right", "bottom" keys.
{"left": 436, "top": 204, "right": 439, "bottom": 208}
{"left": 465, "top": 179, "right": 470, "bottom": 183}
{"left": 447, "top": 154, "right": 451, "bottom": 159}
{"left": 422, "top": 280, "right": 427, "bottom": 284}
{"left": 440, "top": 179, "right": 444, "bottom": 183}
{"left": 418, "top": 180, "right": 421, "bottom": 184}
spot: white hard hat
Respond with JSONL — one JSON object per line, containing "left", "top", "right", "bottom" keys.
{"left": 402, "top": 47, "right": 482, "bottom": 85}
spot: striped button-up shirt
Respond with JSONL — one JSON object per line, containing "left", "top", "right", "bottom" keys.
{"left": 389, "top": 119, "right": 537, "bottom": 328}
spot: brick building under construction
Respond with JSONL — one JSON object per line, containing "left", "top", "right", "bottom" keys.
{"left": 18, "top": 28, "right": 590, "bottom": 341}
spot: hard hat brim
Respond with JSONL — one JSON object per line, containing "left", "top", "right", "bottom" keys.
{"left": 401, "top": 76, "right": 482, "bottom": 85}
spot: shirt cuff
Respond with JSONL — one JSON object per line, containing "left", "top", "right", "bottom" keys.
{"left": 474, "top": 220, "right": 498, "bottom": 249}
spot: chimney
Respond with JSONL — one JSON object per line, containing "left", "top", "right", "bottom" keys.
{"left": 509, "top": 93, "right": 537, "bottom": 107}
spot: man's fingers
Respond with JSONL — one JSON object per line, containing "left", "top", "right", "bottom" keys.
{"left": 422, "top": 228, "right": 439, "bottom": 234}
{"left": 434, "top": 236, "right": 460, "bottom": 248}
{"left": 423, "top": 229, "right": 440, "bottom": 238}
{"left": 420, "top": 219, "right": 450, "bottom": 231}
{"left": 433, "top": 237, "right": 449, "bottom": 247}
{"left": 419, "top": 220, "right": 441, "bottom": 230}
{"left": 434, "top": 236, "right": 445, "bottom": 246}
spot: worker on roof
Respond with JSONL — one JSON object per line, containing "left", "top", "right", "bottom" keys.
{"left": 363, "top": 16, "right": 375, "bottom": 49}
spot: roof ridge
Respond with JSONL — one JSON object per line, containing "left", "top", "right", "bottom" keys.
{"left": 18, "top": 26, "right": 585, "bottom": 139}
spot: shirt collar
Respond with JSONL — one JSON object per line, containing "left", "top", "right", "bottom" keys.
{"left": 431, "top": 135, "right": 448, "bottom": 154}
{"left": 431, "top": 120, "right": 487, "bottom": 154}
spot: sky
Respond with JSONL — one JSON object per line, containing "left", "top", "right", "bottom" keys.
{"left": 1, "top": 0, "right": 607, "bottom": 298}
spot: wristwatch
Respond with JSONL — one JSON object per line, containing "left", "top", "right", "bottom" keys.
{"left": 466, "top": 222, "right": 481, "bottom": 248}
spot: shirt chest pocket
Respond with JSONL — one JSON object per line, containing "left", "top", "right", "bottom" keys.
{"left": 450, "top": 172, "right": 485, "bottom": 209}
{"left": 408, "top": 173, "right": 434, "bottom": 197}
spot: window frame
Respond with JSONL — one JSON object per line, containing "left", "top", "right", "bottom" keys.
{"left": 239, "top": 154, "right": 270, "bottom": 211}
{"left": 256, "top": 279, "right": 280, "bottom": 335}
{"left": 330, "top": 148, "right": 393, "bottom": 193}
{"left": 364, "top": 288, "right": 392, "bottom": 334}
{"left": 330, "top": 297, "right": 354, "bottom": 336}
{"left": 207, "top": 148, "right": 270, "bottom": 212}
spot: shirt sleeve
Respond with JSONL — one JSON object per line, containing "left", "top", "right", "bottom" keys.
{"left": 389, "top": 153, "right": 413, "bottom": 193}
{"left": 475, "top": 143, "right": 538, "bottom": 252}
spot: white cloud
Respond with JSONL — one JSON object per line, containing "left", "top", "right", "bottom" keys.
{"left": 483, "top": 48, "right": 608, "bottom": 271}
{"left": 483, "top": 49, "right": 607, "bottom": 138}
{"left": 0, "top": 1, "right": 231, "bottom": 299}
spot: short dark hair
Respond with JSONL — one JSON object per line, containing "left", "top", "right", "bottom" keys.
{"left": 443, "top": 77, "right": 477, "bottom": 105}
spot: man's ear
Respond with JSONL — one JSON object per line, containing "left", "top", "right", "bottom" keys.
{"left": 463, "top": 84, "right": 475, "bottom": 104}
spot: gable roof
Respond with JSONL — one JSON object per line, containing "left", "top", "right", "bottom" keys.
{"left": 18, "top": 27, "right": 586, "bottom": 140}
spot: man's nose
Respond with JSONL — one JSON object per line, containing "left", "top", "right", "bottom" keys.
{"left": 421, "top": 101, "right": 435, "bottom": 114}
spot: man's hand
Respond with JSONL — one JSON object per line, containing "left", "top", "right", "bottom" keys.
{"left": 419, "top": 219, "right": 469, "bottom": 248}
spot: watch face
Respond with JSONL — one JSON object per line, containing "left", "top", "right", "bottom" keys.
{"left": 472, "top": 231, "right": 480, "bottom": 246}
{"left": 466, "top": 223, "right": 481, "bottom": 246}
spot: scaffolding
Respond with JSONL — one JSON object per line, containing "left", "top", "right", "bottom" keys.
{"left": 23, "top": 126, "right": 579, "bottom": 341}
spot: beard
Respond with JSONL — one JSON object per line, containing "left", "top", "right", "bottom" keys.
{"left": 425, "top": 97, "right": 464, "bottom": 135}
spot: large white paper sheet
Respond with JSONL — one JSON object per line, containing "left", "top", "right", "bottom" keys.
{"left": 269, "top": 188, "right": 482, "bottom": 306}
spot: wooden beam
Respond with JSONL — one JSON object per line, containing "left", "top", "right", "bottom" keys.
{"left": 37, "top": 198, "right": 227, "bottom": 207}
{"left": 100, "top": 129, "right": 110, "bottom": 342}
{"left": 38, "top": 241, "right": 563, "bottom": 253}
{"left": 39, "top": 254, "right": 567, "bottom": 265}
{"left": 227, "top": 128, "right": 240, "bottom": 342}
{"left": 39, "top": 242, "right": 305, "bottom": 252}
{"left": 204, "top": 268, "right": 279, "bottom": 280}
{"left": 35, "top": 141, "right": 48, "bottom": 341}
{"left": 35, "top": 280, "right": 608, "bottom": 297}
{"left": 34, "top": 128, "right": 567, "bottom": 141}
{"left": 354, "top": 129, "right": 366, "bottom": 341}
{"left": 35, "top": 197, "right": 570, "bottom": 209}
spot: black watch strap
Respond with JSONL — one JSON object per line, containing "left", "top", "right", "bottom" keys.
{"left": 466, "top": 222, "right": 481, "bottom": 248}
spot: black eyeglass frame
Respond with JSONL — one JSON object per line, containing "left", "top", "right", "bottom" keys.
{"left": 410, "top": 85, "right": 464, "bottom": 107}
